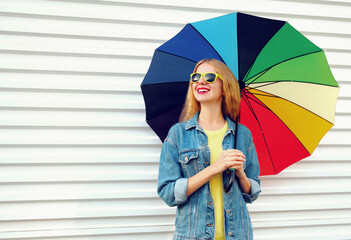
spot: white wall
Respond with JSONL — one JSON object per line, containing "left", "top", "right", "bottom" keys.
{"left": 0, "top": 0, "right": 350, "bottom": 239}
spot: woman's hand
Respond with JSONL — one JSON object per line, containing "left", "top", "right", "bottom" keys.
{"left": 212, "top": 149, "right": 251, "bottom": 194}
{"left": 187, "top": 149, "right": 249, "bottom": 197}
{"left": 212, "top": 149, "right": 246, "bottom": 174}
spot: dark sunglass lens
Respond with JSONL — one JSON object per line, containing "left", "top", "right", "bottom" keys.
{"left": 205, "top": 73, "right": 216, "bottom": 83}
{"left": 191, "top": 73, "right": 201, "bottom": 82}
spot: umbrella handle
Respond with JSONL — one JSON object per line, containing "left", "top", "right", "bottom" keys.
{"left": 224, "top": 116, "right": 239, "bottom": 193}
{"left": 224, "top": 171, "right": 235, "bottom": 193}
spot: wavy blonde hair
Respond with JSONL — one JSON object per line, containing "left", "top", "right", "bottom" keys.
{"left": 179, "top": 59, "right": 241, "bottom": 122}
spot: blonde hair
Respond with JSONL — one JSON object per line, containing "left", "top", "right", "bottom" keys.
{"left": 179, "top": 59, "right": 241, "bottom": 122}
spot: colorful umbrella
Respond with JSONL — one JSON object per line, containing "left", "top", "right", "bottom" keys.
{"left": 141, "top": 12, "right": 339, "bottom": 175}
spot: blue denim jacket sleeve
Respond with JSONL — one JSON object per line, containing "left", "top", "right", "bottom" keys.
{"left": 157, "top": 132, "right": 188, "bottom": 207}
{"left": 242, "top": 135, "right": 261, "bottom": 204}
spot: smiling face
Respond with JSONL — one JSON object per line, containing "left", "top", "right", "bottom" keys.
{"left": 192, "top": 62, "right": 224, "bottom": 105}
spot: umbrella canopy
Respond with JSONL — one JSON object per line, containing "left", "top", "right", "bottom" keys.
{"left": 141, "top": 12, "right": 339, "bottom": 175}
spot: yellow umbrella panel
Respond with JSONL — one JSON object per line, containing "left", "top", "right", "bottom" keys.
{"left": 246, "top": 87, "right": 336, "bottom": 155}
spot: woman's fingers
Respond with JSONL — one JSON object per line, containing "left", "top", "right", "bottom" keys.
{"left": 223, "top": 150, "right": 245, "bottom": 161}
{"left": 224, "top": 149, "right": 245, "bottom": 159}
{"left": 228, "top": 161, "right": 244, "bottom": 169}
{"left": 215, "top": 149, "right": 246, "bottom": 172}
{"left": 221, "top": 149, "right": 245, "bottom": 169}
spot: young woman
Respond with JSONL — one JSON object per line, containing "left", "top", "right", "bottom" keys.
{"left": 157, "top": 59, "right": 261, "bottom": 240}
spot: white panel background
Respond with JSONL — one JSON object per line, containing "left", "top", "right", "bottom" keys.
{"left": 0, "top": 0, "right": 350, "bottom": 239}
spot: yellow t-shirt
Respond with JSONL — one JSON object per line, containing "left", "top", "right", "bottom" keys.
{"left": 204, "top": 121, "right": 228, "bottom": 240}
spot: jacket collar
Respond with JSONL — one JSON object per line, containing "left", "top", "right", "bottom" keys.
{"left": 185, "top": 111, "right": 237, "bottom": 135}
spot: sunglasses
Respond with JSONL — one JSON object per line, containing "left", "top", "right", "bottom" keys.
{"left": 190, "top": 72, "right": 222, "bottom": 84}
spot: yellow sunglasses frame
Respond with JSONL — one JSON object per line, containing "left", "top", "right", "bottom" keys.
{"left": 190, "top": 72, "right": 222, "bottom": 83}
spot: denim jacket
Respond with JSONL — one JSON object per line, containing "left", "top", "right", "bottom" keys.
{"left": 157, "top": 112, "right": 261, "bottom": 240}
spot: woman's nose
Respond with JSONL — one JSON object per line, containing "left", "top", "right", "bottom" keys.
{"left": 198, "top": 76, "right": 207, "bottom": 84}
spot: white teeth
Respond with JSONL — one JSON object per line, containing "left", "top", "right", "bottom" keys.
{"left": 198, "top": 89, "right": 209, "bottom": 92}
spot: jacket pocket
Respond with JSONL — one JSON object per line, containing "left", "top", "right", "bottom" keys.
{"left": 179, "top": 149, "right": 200, "bottom": 177}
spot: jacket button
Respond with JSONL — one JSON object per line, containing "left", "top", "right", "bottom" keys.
{"left": 228, "top": 231, "right": 233, "bottom": 236}
{"left": 226, "top": 209, "right": 231, "bottom": 214}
